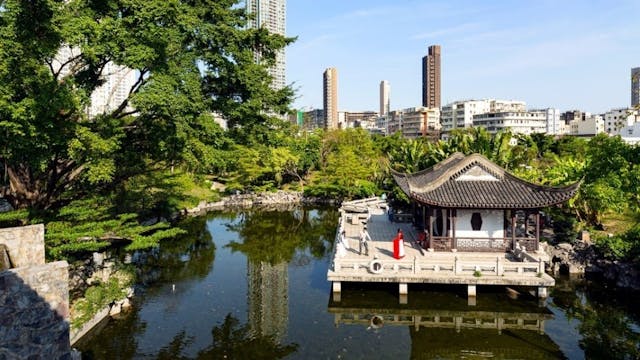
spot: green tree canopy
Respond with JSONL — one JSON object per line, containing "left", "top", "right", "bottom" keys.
{"left": 0, "top": 0, "right": 294, "bottom": 209}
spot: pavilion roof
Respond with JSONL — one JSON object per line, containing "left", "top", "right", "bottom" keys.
{"left": 391, "top": 153, "right": 579, "bottom": 209}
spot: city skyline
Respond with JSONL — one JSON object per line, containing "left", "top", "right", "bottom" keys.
{"left": 286, "top": 0, "right": 640, "bottom": 113}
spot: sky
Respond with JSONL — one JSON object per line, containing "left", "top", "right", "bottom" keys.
{"left": 285, "top": 0, "right": 640, "bottom": 114}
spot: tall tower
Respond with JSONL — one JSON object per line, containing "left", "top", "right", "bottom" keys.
{"left": 632, "top": 67, "right": 640, "bottom": 108}
{"left": 422, "top": 45, "right": 441, "bottom": 108}
{"left": 380, "top": 80, "right": 390, "bottom": 116}
{"left": 323, "top": 68, "right": 338, "bottom": 129}
{"left": 246, "top": 0, "right": 287, "bottom": 90}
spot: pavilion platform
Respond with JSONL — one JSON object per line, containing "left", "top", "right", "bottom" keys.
{"left": 327, "top": 198, "right": 554, "bottom": 302}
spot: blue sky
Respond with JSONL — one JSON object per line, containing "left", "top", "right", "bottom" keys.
{"left": 285, "top": 0, "right": 640, "bottom": 113}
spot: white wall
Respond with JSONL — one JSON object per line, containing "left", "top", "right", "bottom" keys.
{"left": 456, "top": 210, "right": 504, "bottom": 238}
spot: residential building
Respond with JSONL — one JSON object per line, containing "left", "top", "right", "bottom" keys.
{"left": 388, "top": 107, "right": 441, "bottom": 139}
{"left": 53, "top": 46, "right": 137, "bottom": 119}
{"left": 473, "top": 110, "right": 547, "bottom": 136}
{"left": 619, "top": 122, "right": 640, "bottom": 144}
{"left": 323, "top": 68, "right": 338, "bottom": 129}
{"left": 604, "top": 108, "right": 640, "bottom": 135}
{"left": 440, "top": 99, "right": 526, "bottom": 132}
{"left": 380, "top": 80, "right": 390, "bottom": 116}
{"left": 569, "top": 113, "right": 604, "bottom": 136}
{"left": 422, "top": 45, "right": 441, "bottom": 108}
{"left": 87, "top": 62, "right": 137, "bottom": 118}
{"left": 632, "top": 67, "right": 640, "bottom": 108}
{"left": 342, "top": 111, "right": 378, "bottom": 129}
{"left": 246, "top": 0, "right": 287, "bottom": 90}
{"left": 539, "top": 108, "right": 562, "bottom": 135}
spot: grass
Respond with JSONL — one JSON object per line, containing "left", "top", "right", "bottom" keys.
{"left": 597, "top": 210, "right": 640, "bottom": 236}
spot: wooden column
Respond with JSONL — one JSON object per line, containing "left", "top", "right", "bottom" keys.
{"left": 535, "top": 210, "right": 541, "bottom": 252}
{"left": 511, "top": 210, "right": 517, "bottom": 251}
{"left": 452, "top": 209, "right": 457, "bottom": 251}
{"left": 427, "top": 207, "right": 433, "bottom": 250}
{"left": 422, "top": 205, "right": 426, "bottom": 231}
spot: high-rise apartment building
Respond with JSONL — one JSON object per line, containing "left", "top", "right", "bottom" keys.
{"left": 246, "top": 0, "right": 287, "bottom": 90}
{"left": 323, "top": 68, "right": 338, "bottom": 129}
{"left": 632, "top": 67, "right": 640, "bottom": 108}
{"left": 422, "top": 45, "right": 441, "bottom": 108}
{"left": 379, "top": 80, "right": 390, "bottom": 116}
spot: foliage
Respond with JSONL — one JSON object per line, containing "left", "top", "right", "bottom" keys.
{"left": 0, "top": 0, "right": 294, "bottom": 210}
{"left": 595, "top": 224, "right": 640, "bottom": 261}
{"left": 44, "top": 196, "right": 186, "bottom": 258}
{"left": 70, "top": 270, "right": 133, "bottom": 329}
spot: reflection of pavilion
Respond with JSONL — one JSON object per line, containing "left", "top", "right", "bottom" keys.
{"left": 247, "top": 261, "right": 289, "bottom": 341}
{"left": 328, "top": 287, "right": 562, "bottom": 359}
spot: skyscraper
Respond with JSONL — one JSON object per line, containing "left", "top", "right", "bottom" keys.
{"left": 422, "top": 45, "right": 441, "bottom": 109}
{"left": 323, "top": 68, "right": 338, "bottom": 129}
{"left": 633, "top": 67, "right": 640, "bottom": 108}
{"left": 380, "top": 80, "right": 390, "bottom": 116}
{"left": 246, "top": 0, "right": 287, "bottom": 90}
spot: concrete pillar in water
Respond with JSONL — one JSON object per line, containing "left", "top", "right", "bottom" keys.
{"left": 468, "top": 284, "right": 477, "bottom": 298}
{"left": 537, "top": 286, "right": 548, "bottom": 299}
{"left": 332, "top": 281, "right": 341, "bottom": 294}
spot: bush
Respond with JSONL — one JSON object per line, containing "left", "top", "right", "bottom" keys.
{"left": 595, "top": 225, "right": 640, "bottom": 261}
{"left": 551, "top": 210, "right": 579, "bottom": 244}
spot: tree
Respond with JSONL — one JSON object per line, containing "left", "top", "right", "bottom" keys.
{"left": 0, "top": 0, "right": 294, "bottom": 209}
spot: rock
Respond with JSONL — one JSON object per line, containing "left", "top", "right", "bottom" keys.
{"left": 92, "top": 252, "right": 105, "bottom": 267}
{"left": 121, "top": 298, "right": 132, "bottom": 310}
{"left": 0, "top": 244, "right": 12, "bottom": 270}
{"left": 109, "top": 303, "right": 122, "bottom": 316}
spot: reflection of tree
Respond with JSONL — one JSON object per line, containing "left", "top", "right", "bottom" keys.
{"left": 136, "top": 216, "right": 215, "bottom": 285}
{"left": 198, "top": 314, "right": 298, "bottom": 359}
{"left": 75, "top": 310, "right": 146, "bottom": 359}
{"left": 143, "top": 314, "right": 298, "bottom": 359}
{"left": 225, "top": 208, "right": 338, "bottom": 265}
{"left": 551, "top": 281, "right": 640, "bottom": 359}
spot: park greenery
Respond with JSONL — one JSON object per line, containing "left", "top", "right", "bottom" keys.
{"left": 1, "top": 0, "right": 640, "bottom": 264}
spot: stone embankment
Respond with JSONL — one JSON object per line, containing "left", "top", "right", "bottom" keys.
{"left": 185, "top": 191, "right": 336, "bottom": 214}
{"left": 545, "top": 236, "right": 640, "bottom": 290}
{"left": 68, "top": 251, "right": 135, "bottom": 345}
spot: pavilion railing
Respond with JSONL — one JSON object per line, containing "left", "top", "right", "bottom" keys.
{"left": 330, "top": 254, "right": 545, "bottom": 278}
{"left": 427, "top": 237, "right": 538, "bottom": 252}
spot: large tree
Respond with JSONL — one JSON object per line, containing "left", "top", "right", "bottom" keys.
{"left": 0, "top": 0, "right": 293, "bottom": 209}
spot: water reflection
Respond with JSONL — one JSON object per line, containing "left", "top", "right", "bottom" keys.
{"left": 75, "top": 209, "right": 640, "bottom": 359}
{"left": 550, "top": 277, "right": 640, "bottom": 359}
{"left": 328, "top": 284, "right": 564, "bottom": 359}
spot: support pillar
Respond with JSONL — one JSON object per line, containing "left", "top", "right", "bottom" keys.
{"left": 399, "top": 283, "right": 408, "bottom": 295}
{"left": 332, "top": 281, "right": 341, "bottom": 293}
{"left": 452, "top": 209, "right": 457, "bottom": 252}
{"left": 511, "top": 211, "right": 517, "bottom": 251}
{"left": 537, "top": 286, "right": 548, "bottom": 299}
{"left": 535, "top": 211, "right": 541, "bottom": 252}
{"left": 427, "top": 207, "right": 433, "bottom": 251}
{"left": 468, "top": 284, "right": 476, "bottom": 298}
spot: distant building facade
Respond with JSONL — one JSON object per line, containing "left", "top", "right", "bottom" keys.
{"left": 246, "top": 0, "right": 287, "bottom": 90}
{"left": 422, "top": 45, "right": 441, "bottom": 108}
{"left": 388, "top": 107, "right": 441, "bottom": 139}
{"left": 632, "top": 67, "right": 640, "bottom": 108}
{"left": 380, "top": 80, "right": 390, "bottom": 116}
{"left": 604, "top": 108, "right": 640, "bottom": 135}
{"left": 473, "top": 110, "right": 548, "bottom": 136}
{"left": 323, "top": 67, "right": 338, "bottom": 129}
{"left": 568, "top": 113, "right": 604, "bottom": 136}
{"left": 441, "top": 99, "right": 525, "bottom": 132}
{"left": 619, "top": 122, "right": 640, "bottom": 144}
{"left": 341, "top": 111, "right": 378, "bottom": 129}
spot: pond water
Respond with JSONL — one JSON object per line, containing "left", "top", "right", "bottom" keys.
{"left": 76, "top": 208, "right": 640, "bottom": 359}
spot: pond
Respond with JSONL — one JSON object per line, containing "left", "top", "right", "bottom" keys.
{"left": 76, "top": 208, "right": 640, "bottom": 359}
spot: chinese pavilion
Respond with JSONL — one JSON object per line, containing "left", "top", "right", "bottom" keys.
{"left": 391, "top": 153, "right": 579, "bottom": 253}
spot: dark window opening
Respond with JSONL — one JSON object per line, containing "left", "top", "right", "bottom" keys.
{"left": 471, "top": 212, "right": 483, "bottom": 231}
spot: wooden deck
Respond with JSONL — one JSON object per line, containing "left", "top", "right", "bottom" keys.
{"left": 329, "top": 199, "right": 554, "bottom": 299}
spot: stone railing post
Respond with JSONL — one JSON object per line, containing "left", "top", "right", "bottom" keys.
{"left": 497, "top": 256, "right": 503, "bottom": 276}
{"left": 454, "top": 256, "right": 459, "bottom": 275}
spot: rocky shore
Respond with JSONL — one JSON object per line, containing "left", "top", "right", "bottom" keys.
{"left": 184, "top": 190, "right": 337, "bottom": 214}
{"left": 545, "top": 236, "right": 640, "bottom": 290}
